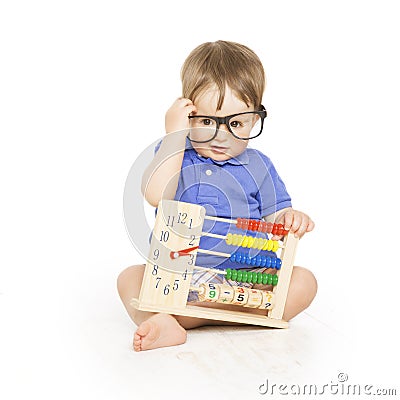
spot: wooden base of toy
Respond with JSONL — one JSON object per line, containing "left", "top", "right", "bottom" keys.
{"left": 130, "top": 200, "right": 298, "bottom": 330}
{"left": 130, "top": 297, "right": 288, "bottom": 328}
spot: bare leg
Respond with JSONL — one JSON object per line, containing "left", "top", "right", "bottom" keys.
{"left": 117, "top": 265, "right": 186, "bottom": 351}
{"left": 117, "top": 265, "right": 317, "bottom": 351}
{"left": 117, "top": 265, "right": 228, "bottom": 351}
{"left": 282, "top": 266, "right": 318, "bottom": 321}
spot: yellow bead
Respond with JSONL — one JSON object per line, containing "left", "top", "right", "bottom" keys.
{"left": 247, "top": 236, "right": 255, "bottom": 248}
{"left": 272, "top": 240, "right": 279, "bottom": 252}
{"left": 232, "top": 234, "right": 238, "bottom": 245}
{"left": 226, "top": 233, "right": 232, "bottom": 245}
{"left": 262, "top": 239, "right": 268, "bottom": 251}
{"left": 242, "top": 236, "right": 249, "bottom": 247}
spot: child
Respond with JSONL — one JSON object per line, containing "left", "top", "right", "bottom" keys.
{"left": 117, "top": 40, "right": 317, "bottom": 352}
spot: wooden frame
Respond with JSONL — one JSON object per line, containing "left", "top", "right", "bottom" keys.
{"left": 130, "top": 200, "right": 298, "bottom": 328}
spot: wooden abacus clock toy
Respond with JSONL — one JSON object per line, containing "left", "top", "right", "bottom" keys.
{"left": 130, "top": 200, "right": 298, "bottom": 328}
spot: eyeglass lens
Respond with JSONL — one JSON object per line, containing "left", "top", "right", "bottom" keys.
{"left": 188, "top": 112, "right": 263, "bottom": 143}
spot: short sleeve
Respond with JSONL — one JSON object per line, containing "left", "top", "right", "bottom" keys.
{"left": 154, "top": 140, "right": 162, "bottom": 154}
{"left": 255, "top": 152, "right": 292, "bottom": 217}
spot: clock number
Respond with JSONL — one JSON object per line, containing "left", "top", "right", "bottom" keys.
{"left": 173, "top": 280, "right": 179, "bottom": 291}
{"left": 163, "top": 284, "right": 170, "bottom": 295}
{"left": 152, "top": 265, "right": 158, "bottom": 275}
{"left": 187, "top": 254, "right": 194, "bottom": 265}
{"left": 182, "top": 269, "right": 188, "bottom": 280}
{"left": 188, "top": 218, "right": 193, "bottom": 229}
{"left": 264, "top": 303, "right": 271, "bottom": 309}
{"left": 237, "top": 294, "right": 244, "bottom": 302}
{"left": 155, "top": 277, "right": 161, "bottom": 288}
{"left": 153, "top": 249, "right": 159, "bottom": 260}
{"left": 160, "top": 230, "right": 169, "bottom": 242}
{"left": 166, "top": 215, "right": 174, "bottom": 227}
{"left": 177, "top": 212, "right": 187, "bottom": 224}
{"left": 188, "top": 235, "right": 195, "bottom": 246}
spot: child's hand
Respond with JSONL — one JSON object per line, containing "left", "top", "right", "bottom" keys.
{"left": 165, "top": 97, "right": 197, "bottom": 134}
{"left": 271, "top": 209, "right": 315, "bottom": 240}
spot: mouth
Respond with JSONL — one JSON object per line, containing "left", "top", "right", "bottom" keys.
{"left": 210, "top": 145, "right": 229, "bottom": 154}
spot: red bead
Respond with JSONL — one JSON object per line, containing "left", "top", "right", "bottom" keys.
{"left": 266, "top": 222, "right": 273, "bottom": 233}
{"left": 277, "top": 223, "right": 284, "bottom": 236}
{"left": 236, "top": 218, "right": 242, "bottom": 229}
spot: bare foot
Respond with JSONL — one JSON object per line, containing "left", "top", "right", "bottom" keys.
{"left": 133, "top": 313, "right": 187, "bottom": 352}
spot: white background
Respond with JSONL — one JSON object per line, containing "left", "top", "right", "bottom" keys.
{"left": 1, "top": 1, "right": 399, "bottom": 399}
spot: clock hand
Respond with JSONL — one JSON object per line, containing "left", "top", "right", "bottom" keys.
{"left": 170, "top": 246, "right": 199, "bottom": 259}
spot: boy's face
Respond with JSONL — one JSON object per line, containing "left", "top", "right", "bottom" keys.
{"left": 190, "top": 86, "right": 256, "bottom": 162}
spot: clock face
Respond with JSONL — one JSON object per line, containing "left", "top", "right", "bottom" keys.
{"left": 138, "top": 200, "right": 206, "bottom": 307}
{"left": 150, "top": 200, "right": 205, "bottom": 274}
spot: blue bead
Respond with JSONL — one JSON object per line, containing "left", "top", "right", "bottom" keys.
{"left": 230, "top": 253, "right": 236, "bottom": 262}
{"left": 241, "top": 254, "right": 247, "bottom": 264}
{"left": 251, "top": 256, "right": 257, "bottom": 266}
{"left": 265, "top": 257, "right": 271, "bottom": 268}
{"left": 271, "top": 258, "right": 276, "bottom": 269}
{"left": 256, "top": 255, "right": 262, "bottom": 266}
{"left": 276, "top": 258, "right": 282, "bottom": 270}
{"left": 235, "top": 253, "right": 242, "bottom": 262}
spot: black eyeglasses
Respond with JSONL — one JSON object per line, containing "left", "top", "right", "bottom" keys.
{"left": 187, "top": 105, "right": 267, "bottom": 143}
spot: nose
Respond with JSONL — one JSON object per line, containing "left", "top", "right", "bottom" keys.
{"left": 216, "top": 123, "right": 230, "bottom": 136}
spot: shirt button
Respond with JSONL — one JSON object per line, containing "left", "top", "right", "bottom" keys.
{"left": 205, "top": 169, "right": 212, "bottom": 176}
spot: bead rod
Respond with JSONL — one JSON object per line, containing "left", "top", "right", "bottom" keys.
{"left": 198, "top": 248, "right": 230, "bottom": 258}
{"left": 201, "top": 232, "right": 225, "bottom": 239}
{"left": 193, "top": 265, "right": 227, "bottom": 275}
{"left": 204, "top": 215, "right": 236, "bottom": 224}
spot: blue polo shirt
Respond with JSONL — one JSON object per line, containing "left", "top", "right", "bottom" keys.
{"left": 155, "top": 139, "right": 292, "bottom": 270}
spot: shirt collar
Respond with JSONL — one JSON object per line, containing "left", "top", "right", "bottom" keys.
{"left": 185, "top": 137, "right": 250, "bottom": 166}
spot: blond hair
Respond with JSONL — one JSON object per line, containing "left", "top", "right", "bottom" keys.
{"left": 181, "top": 40, "right": 265, "bottom": 110}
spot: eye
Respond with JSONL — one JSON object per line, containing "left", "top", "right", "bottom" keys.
{"left": 200, "top": 118, "right": 214, "bottom": 126}
{"left": 230, "top": 119, "right": 243, "bottom": 128}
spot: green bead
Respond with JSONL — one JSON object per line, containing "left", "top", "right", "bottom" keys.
{"left": 257, "top": 272, "right": 263, "bottom": 284}
{"left": 267, "top": 274, "right": 272, "bottom": 285}
{"left": 252, "top": 272, "right": 258, "bottom": 284}
{"left": 226, "top": 269, "right": 232, "bottom": 280}
{"left": 262, "top": 273, "right": 268, "bottom": 285}
{"left": 272, "top": 274, "right": 278, "bottom": 286}
{"left": 242, "top": 271, "right": 248, "bottom": 283}
{"left": 237, "top": 270, "right": 243, "bottom": 282}
{"left": 231, "top": 270, "right": 238, "bottom": 281}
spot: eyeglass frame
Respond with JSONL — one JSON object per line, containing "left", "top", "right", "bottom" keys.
{"left": 187, "top": 105, "right": 267, "bottom": 143}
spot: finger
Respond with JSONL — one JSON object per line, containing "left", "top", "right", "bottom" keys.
{"left": 185, "top": 104, "right": 197, "bottom": 115}
{"left": 283, "top": 211, "right": 294, "bottom": 231}
{"left": 306, "top": 219, "right": 315, "bottom": 232}
{"left": 295, "top": 217, "right": 309, "bottom": 238}
{"left": 290, "top": 213, "right": 302, "bottom": 235}
{"left": 177, "top": 97, "right": 193, "bottom": 106}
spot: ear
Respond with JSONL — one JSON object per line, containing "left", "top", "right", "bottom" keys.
{"left": 251, "top": 114, "right": 260, "bottom": 127}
